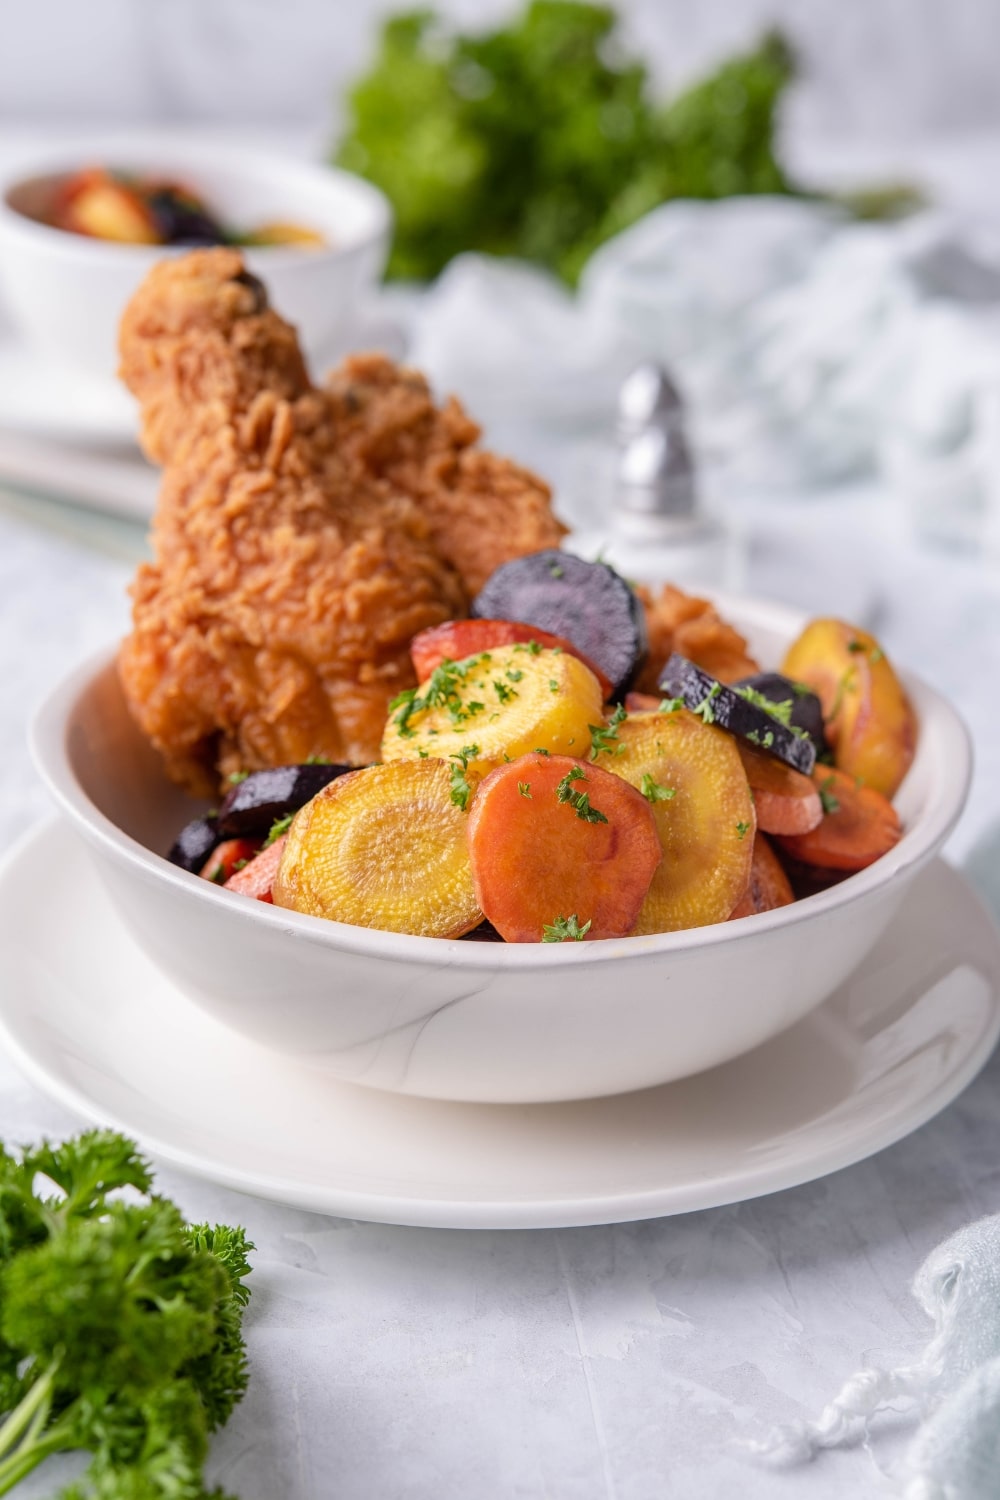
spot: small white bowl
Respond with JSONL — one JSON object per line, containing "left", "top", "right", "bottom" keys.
{"left": 0, "top": 135, "right": 391, "bottom": 384}
{"left": 30, "top": 595, "right": 971, "bottom": 1105}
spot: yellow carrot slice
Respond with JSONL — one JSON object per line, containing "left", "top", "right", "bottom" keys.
{"left": 273, "top": 760, "right": 482, "bottom": 937}
{"left": 603, "top": 709, "right": 756, "bottom": 933}
{"left": 380, "top": 645, "right": 602, "bottom": 775}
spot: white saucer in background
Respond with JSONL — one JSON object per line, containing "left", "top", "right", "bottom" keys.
{"left": 0, "top": 820, "right": 997, "bottom": 1230}
{"left": 0, "top": 336, "right": 139, "bottom": 446}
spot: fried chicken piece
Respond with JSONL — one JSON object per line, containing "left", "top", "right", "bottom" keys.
{"left": 636, "top": 584, "right": 760, "bottom": 694}
{"left": 325, "top": 354, "right": 566, "bottom": 596}
{"left": 118, "top": 250, "right": 469, "bottom": 795}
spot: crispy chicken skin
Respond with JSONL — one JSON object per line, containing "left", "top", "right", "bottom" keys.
{"left": 324, "top": 355, "right": 565, "bottom": 596}
{"left": 118, "top": 250, "right": 558, "bottom": 795}
{"left": 635, "top": 584, "right": 759, "bottom": 693}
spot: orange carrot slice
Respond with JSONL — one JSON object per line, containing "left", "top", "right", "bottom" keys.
{"left": 729, "top": 834, "right": 795, "bottom": 918}
{"left": 466, "top": 754, "right": 661, "bottom": 942}
{"left": 411, "top": 619, "right": 614, "bottom": 702}
{"left": 199, "top": 837, "right": 261, "bottom": 884}
{"left": 738, "top": 742, "right": 822, "bottom": 836}
{"left": 775, "top": 767, "right": 901, "bottom": 872}
{"left": 224, "top": 835, "right": 287, "bottom": 902}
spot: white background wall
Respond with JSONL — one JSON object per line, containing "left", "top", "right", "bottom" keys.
{"left": 1, "top": 0, "right": 999, "bottom": 145}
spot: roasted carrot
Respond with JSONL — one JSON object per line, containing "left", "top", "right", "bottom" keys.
{"left": 199, "top": 837, "right": 261, "bottom": 884}
{"left": 411, "top": 619, "right": 614, "bottom": 702}
{"left": 729, "top": 834, "right": 795, "bottom": 919}
{"left": 466, "top": 754, "right": 661, "bottom": 942}
{"left": 775, "top": 767, "right": 902, "bottom": 872}
{"left": 224, "top": 835, "right": 287, "bottom": 902}
{"left": 737, "top": 742, "right": 823, "bottom": 836}
{"left": 624, "top": 692, "right": 661, "bottom": 713}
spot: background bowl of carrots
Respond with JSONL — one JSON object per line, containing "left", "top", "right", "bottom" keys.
{"left": 31, "top": 594, "right": 970, "bottom": 1104}
{"left": 0, "top": 134, "right": 391, "bottom": 384}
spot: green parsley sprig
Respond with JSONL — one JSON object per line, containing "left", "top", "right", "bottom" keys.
{"left": 589, "top": 705, "right": 627, "bottom": 760}
{"left": 542, "top": 914, "right": 592, "bottom": 942}
{"left": 555, "top": 766, "right": 608, "bottom": 824}
{"left": 448, "top": 745, "right": 480, "bottom": 811}
{"left": 0, "top": 1130, "right": 252, "bottom": 1499}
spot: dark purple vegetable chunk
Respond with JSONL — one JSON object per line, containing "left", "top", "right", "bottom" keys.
{"left": 658, "top": 654, "right": 817, "bottom": 775}
{"left": 147, "top": 187, "right": 227, "bottom": 246}
{"left": 167, "top": 815, "right": 219, "bottom": 873}
{"left": 458, "top": 920, "right": 504, "bottom": 943}
{"left": 471, "top": 550, "right": 646, "bottom": 699}
{"left": 733, "top": 671, "right": 828, "bottom": 756}
{"left": 216, "top": 764, "right": 353, "bottom": 837}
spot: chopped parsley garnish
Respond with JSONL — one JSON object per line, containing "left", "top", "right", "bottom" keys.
{"left": 506, "top": 668, "right": 524, "bottom": 683}
{"left": 533, "top": 747, "right": 550, "bottom": 756}
{"left": 514, "top": 640, "right": 543, "bottom": 656}
{"left": 517, "top": 781, "right": 532, "bottom": 798}
{"left": 734, "top": 684, "right": 810, "bottom": 740}
{"left": 448, "top": 745, "right": 480, "bottom": 811}
{"left": 548, "top": 561, "right": 565, "bottom": 579}
{"left": 819, "top": 776, "right": 841, "bottom": 815}
{"left": 589, "top": 704, "right": 627, "bottom": 759}
{"left": 791, "top": 681, "right": 813, "bottom": 697}
{"left": 542, "top": 913, "right": 592, "bottom": 943}
{"left": 264, "top": 813, "right": 294, "bottom": 847}
{"left": 231, "top": 858, "right": 249, "bottom": 873}
{"left": 549, "top": 680, "right": 560, "bottom": 693}
{"left": 227, "top": 770, "right": 249, "bottom": 785}
{"left": 870, "top": 647, "right": 884, "bottom": 664}
{"left": 830, "top": 666, "right": 857, "bottom": 720}
{"left": 693, "top": 681, "right": 722, "bottom": 724}
{"left": 641, "top": 773, "right": 676, "bottom": 803}
{"left": 658, "top": 696, "right": 684, "bottom": 713}
{"left": 735, "top": 820, "right": 751, "bottom": 840}
{"left": 847, "top": 639, "right": 865, "bottom": 654}
{"left": 210, "top": 864, "right": 227, "bottom": 884}
{"left": 305, "top": 754, "right": 333, "bottom": 764}
{"left": 389, "top": 655, "right": 489, "bottom": 738}
{"left": 494, "top": 679, "right": 517, "bottom": 704}
{"left": 555, "top": 766, "right": 608, "bottom": 823}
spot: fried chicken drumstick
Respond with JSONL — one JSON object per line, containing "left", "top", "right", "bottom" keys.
{"left": 117, "top": 249, "right": 564, "bottom": 795}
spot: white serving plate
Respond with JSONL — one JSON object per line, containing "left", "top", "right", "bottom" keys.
{"left": 0, "top": 820, "right": 996, "bottom": 1230}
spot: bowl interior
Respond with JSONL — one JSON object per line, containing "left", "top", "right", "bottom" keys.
{"left": 44, "top": 592, "right": 967, "bottom": 945}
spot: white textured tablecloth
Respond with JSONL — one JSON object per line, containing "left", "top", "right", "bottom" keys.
{"left": 1, "top": 471, "right": 999, "bottom": 1499}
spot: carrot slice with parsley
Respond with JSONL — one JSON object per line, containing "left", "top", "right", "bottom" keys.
{"left": 224, "top": 835, "right": 287, "bottom": 903}
{"left": 775, "top": 766, "right": 902, "bottom": 872}
{"left": 729, "top": 834, "right": 795, "bottom": 918}
{"left": 466, "top": 754, "right": 661, "bottom": 942}
{"left": 411, "top": 619, "right": 615, "bottom": 702}
{"left": 199, "top": 837, "right": 261, "bottom": 884}
{"left": 737, "top": 742, "right": 822, "bottom": 836}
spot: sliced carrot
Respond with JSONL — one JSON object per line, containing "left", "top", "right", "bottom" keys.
{"left": 729, "top": 835, "right": 795, "bottom": 919}
{"left": 411, "top": 619, "right": 614, "bottom": 702}
{"left": 273, "top": 761, "right": 482, "bottom": 937}
{"left": 466, "top": 754, "right": 661, "bottom": 942}
{"left": 624, "top": 692, "right": 661, "bottom": 713}
{"left": 775, "top": 767, "right": 901, "bottom": 872}
{"left": 199, "top": 837, "right": 261, "bottom": 884}
{"left": 737, "top": 742, "right": 822, "bottom": 836}
{"left": 224, "top": 835, "right": 287, "bottom": 903}
{"left": 604, "top": 711, "right": 755, "bottom": 934}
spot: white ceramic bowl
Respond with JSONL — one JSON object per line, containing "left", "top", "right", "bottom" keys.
{"left": 31, "top": 595, "right": 971, "bottom": 1105}
{"left": 0, "top": 135, "right": 391, "bottom": 383}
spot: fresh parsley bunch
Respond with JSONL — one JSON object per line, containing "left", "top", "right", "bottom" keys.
{"left": 0, "top": 1131, "right": 253, "bottom": 1498}
{"left": 336, "top": 3, "right": 799, "bottom": 284}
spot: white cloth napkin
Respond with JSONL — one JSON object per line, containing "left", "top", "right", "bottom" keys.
{"left": 407, "top": 197, "right": 1000, "bottom": 548}
{"left": 748, "top": 1214, "right": 1000, "bottom": 1497}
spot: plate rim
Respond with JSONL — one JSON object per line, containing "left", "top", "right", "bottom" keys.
{"left": 1, "top": 817, "right": 999, "bottom": 1230}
